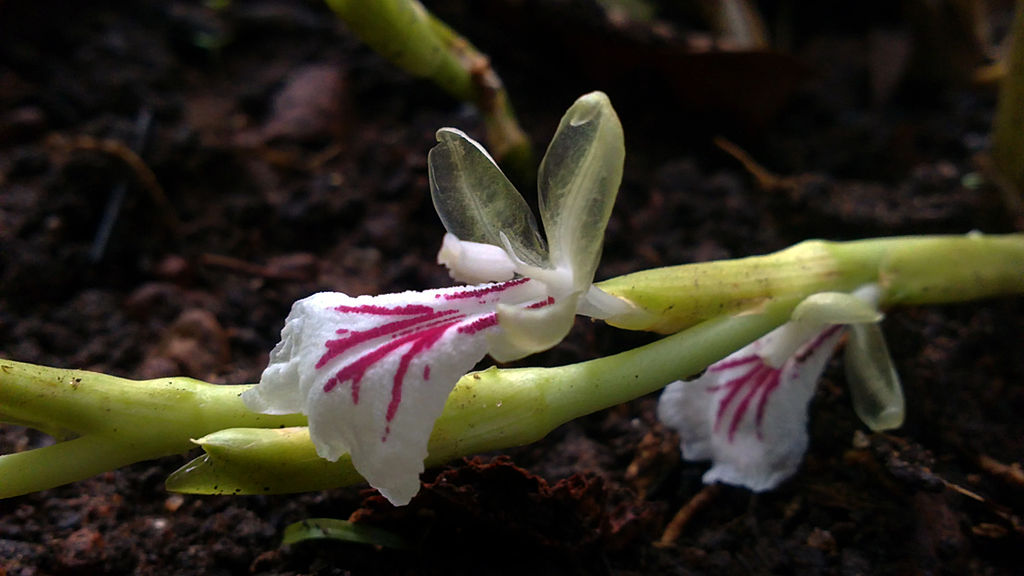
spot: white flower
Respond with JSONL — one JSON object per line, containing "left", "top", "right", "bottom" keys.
{"left": 657, "top": 285, "right": 905, "bottom": 491}
{"left": 243, "top": 92, "right": 629, "bottom": 505}
{"left": 243, "top": 279, "right": 547, "bottom": 504}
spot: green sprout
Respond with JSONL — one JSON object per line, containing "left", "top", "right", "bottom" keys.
{"left": 991, "top": 0, "right": 1024, "bottom": 196}
{"left": 326, "top": 0, "right": 532, "bottom": 176}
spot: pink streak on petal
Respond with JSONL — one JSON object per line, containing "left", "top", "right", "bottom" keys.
{"left": 323, "top": 317, "right": 463, "bottom": 408}
{"left": 318, "top": 299, "right": 466, "bottom": 399}
{"left": 313, "top": 279, "right": 531, "bottom": 446}
{"left": 322, "top": 324, "right": 450, "bottom": 398}
{"left": 316, "top": 309, "right": 458, "bottom": 369}
{"left": 709, "top": 358, "right": 785, "bottom": 443}
{"left": 707, "top": 324, "right": 843, "bottom": 445}
{"left": 710, "top": 362, "right": 762, "bottom": 432}
{"left": 752, "top": 369, "right": 784, "bottom": 440}
{"left": 710, "top": 354, "right": 760, "bottom": 373}
{"left": 527, "top": 296, "right": 555, "bottom": 309}
{"left": 441, "top": 277, "right": 530, "bottom": 301}
{"left": 795, "top": 325, "right": 843, "bottom": 362}
{"left": 385, "top": 321, "right": 454, "bottom": 425}
{"left": 456, "top": 313, "right": 498, "bottom": 335}
{"left": 314, "top": 293, "right": 508, "bottom": 443}
{"left": 334, "top": 303, "right": 435, "bottom": 316}
{"left": 727, "top": 364, "right": 777, "bottom": 441}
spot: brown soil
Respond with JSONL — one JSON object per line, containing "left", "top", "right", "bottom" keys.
{"left": 1, "top": 1, "right": 1022, "bottom": 574}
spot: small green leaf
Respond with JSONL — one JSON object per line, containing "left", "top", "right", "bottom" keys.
{"left": 282, "top": 517, "right": 409, "bottom": 550}
{"left": 429, "top": 128, "right": 547, "bottom": 267}
{"left": 538, "top": 91, "right": 624, "bottom": 290}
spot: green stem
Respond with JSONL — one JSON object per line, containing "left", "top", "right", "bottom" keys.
{"left": 0, "top": 362, "right": 304, "bottom": 498}
{"left": 992, "top": 0, "right": 1024, "bottom": 194}
{"left": 325, "top": 0, "right": 531, "bottom": 170}
{"left": 0, "top": 436, "right": 151, "bottom": 498}
{"left": 597, "top": 234, "right": 1024, "bottom": 333}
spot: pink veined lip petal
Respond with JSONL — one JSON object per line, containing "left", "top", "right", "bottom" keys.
{"left": 319, "top": 304, "right": 467, "bottom": 428}
{"left": 314, "top": 278, "right": 531, "bottom": 435}
{"left": 242, "top": 277, "right": 548, "bottom": 506}
{"left": 658, "top": 323, "right": 847, "bottom": 492}
{"left": 707, "top": 358, "right": 782, "bottom": 442}
{"left": 316, "top": 297, "right": 504, "bottom": 437}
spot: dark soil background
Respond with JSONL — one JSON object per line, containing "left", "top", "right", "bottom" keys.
{"left": 1, "top": 1, "right": 1023, "bottom": 574}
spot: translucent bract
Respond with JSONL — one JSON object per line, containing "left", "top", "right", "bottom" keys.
{"left": 428, "top": 91, "right": 627, "bottom": 358}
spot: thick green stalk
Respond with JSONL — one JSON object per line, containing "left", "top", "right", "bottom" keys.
{"left": 327, "top": 0, "right": 471, "bottom": 99}
{"left": 598, "top": 234, "right": 1024, "bottom": 333}
{"left": 991, "top": 0, "right": 1024, "bottom": 193}
{"left": 325, "top": 0, "right": 531, "bottom": 169}
{"left": 0, "top": 363, "right": 304, "bottom": 498}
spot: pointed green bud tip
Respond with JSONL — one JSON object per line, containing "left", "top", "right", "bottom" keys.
{"left": 566, "top": 91, "right": 612, "bottom": 126}
{"left": 190, "top": 428, "right": 253, "bottom": 457}
{"left": 791, "top": 291, "right": 883, "bottom": 326}
{"left": 861, "top": 404, "right": 905, "bottom": 431}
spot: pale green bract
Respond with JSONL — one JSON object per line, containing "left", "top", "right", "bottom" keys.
{"left": 537, "top": 93, "right": 625, "bottom": 294}
{"left": 845, "top": 321, "right": 904, "bottom": 430}
{"left": 792, "top": 289, "right": 903, "bottom": 430}
{"left": 428, "top": 129, "right": 547, "bottom": 268}
{"left": 430, "top": 91, "right": 630, "bottom": 361}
